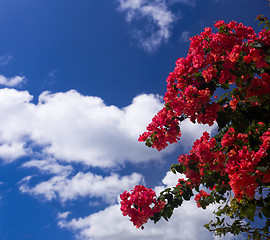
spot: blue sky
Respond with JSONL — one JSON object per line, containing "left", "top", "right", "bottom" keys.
{"left": 0, "top": 0, "right": 268, "bottom": 239}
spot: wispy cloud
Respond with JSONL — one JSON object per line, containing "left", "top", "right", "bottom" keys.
{"left": 0, "top": 75, "right": 25, "bottom": 87}
{"left": 57, "top": 211, "right": 71, "bottom": 220}
{"left": 117, "top": 0, "right": 175, "bottom": 52}
{"left": 116, "top": 0, "right": 198, "bottom": 52}
{"left": 168, "top": 0, "right": 196, "bottom": 7}
{"left": 179, "top": 30, "right": 191, "bottom": 43}
{"left": 22, "top": 158, "right": 73, "bottom": 176}
{"left": 0, "top": 55, "right": 13, "bottom": 66}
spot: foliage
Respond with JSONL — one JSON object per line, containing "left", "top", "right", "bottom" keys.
{"left": 120, "top": 15, "right": 270, "bottom": 239}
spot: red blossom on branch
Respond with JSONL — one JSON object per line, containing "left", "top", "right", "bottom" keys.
{"left": 120, "top": 185, "right": 165, "bottom": 228}
{"left": 121, "top": 16, "right": 270, "bottom": 238}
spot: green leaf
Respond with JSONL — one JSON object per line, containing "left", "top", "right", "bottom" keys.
{"left": 172, "top": 188, "right": 180, "bottom": 194}
{"left": 175, "top": 164, "right": 185, "bottom": 173}
{"left": 256, "top": 166, "right": 268, "bottom": 173}
{"left": 165, "top": 194, "right": 173, "bottom": 204}
{"left": 152, "top": 212, "right": 161, "bottom": 222}
{"left": 145, "top": 138, "right": 153, "bottom": 147}
{"left": 243, "top": 204, "right": 256, "bottom": 221}
{"left": 262, "top": 205, "right": 270, "bottom": 218}
{"left": 166, "top": 208, "right": 173, "bottom": 219}
{"left": 188, "top": 163, "right": 198, "bottom": 171}
{"left": 222, "top": 81, "right": 229, "bottom": 90}
{"left": 232, "top": 113, "right": 250, "bottom": 133}
{"left": 216, "top": 111, "right": 231, "bottom": 130}
{"left": 256, "top": 199, "right": 264, "bottom": 207}
{"left": 175, "top": 197, "right": 183, "bottom": 206}
{"left": 183, "top": 191, "right": 192, "bottom": 201}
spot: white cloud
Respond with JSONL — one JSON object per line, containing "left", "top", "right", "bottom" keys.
{"left": 117, "top": 0, "right": 175, "bottom": 52}
{"left": 0, "top": 75, "right": 25, "bottom": 87}
{"left": 0, "top": 142, "right": 27, "bottom": 163}
{"left": 0, "top": 89, "right": 33, "bottom": 161}
{"left": 19, "top": 172, "right": 143, "bottom": 204}
{"left": 57, "top": 211, "right": 71, "bottom": 219}
{"left": 22, "top": 158, "right": 73, "bottom": 176}
{"left": 0, "top": 89, "right": 170, "bottom": 166}
{"left": 0, "top": 55, "right": 13, "bottom": 66}
{"left": 179, "top": 30, "right": 190, "bottom": 43}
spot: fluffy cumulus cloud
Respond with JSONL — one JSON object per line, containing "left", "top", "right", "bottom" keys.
{"left": 58, "top": 171, "right": 237, "bottom": 240}
{"left": 0, "top": 88, "right": 168, "bottom": 166}
{"left": 19, "top": 172, "right": 143, "bottom": 204}
{"left": 0, "top": 74, "right": 25, "bottom": 87}
{"left": 0, "top": 89, "right": 33, "bottom": 162}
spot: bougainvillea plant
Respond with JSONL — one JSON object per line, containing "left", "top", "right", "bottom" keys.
{"left": 120, "top": 16, "right": 270, "bottom": 239}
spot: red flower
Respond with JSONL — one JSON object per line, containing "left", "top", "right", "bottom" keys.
{"left": 120, "top": 185, "right": 165, "bottom": 228}
{"left": 195, "top": 190, "right": 210, "bottom": 208}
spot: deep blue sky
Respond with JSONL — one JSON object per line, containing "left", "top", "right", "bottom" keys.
{"left": 0, "top": 1, "right": 268, "bottom": 240}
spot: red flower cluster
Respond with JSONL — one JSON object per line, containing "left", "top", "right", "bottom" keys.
{"left": 139, "top": 19, "right": 269, "bottom": 151}
{"left": 120, "top": 185, "right": 165, "bottom": 228}
{"left": 176, "top": 126, "right": 270, "bottom": 201}
{"left": 226, "top": 145, "right": 261, "bottom": 200}
{"left": 260, "top": 129, "right": 270, "bottom": 151}
{"left": 178, "top": 132, "right": 226, "bottom": 186}
{"left": 221, "top": 128, "right": 270, "bottom": 200}
{"left": 177, "top": 126, "right": 269, "bottom": 201}
{"left": 221, "top": 127, "right": 248, "bottom": 148}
